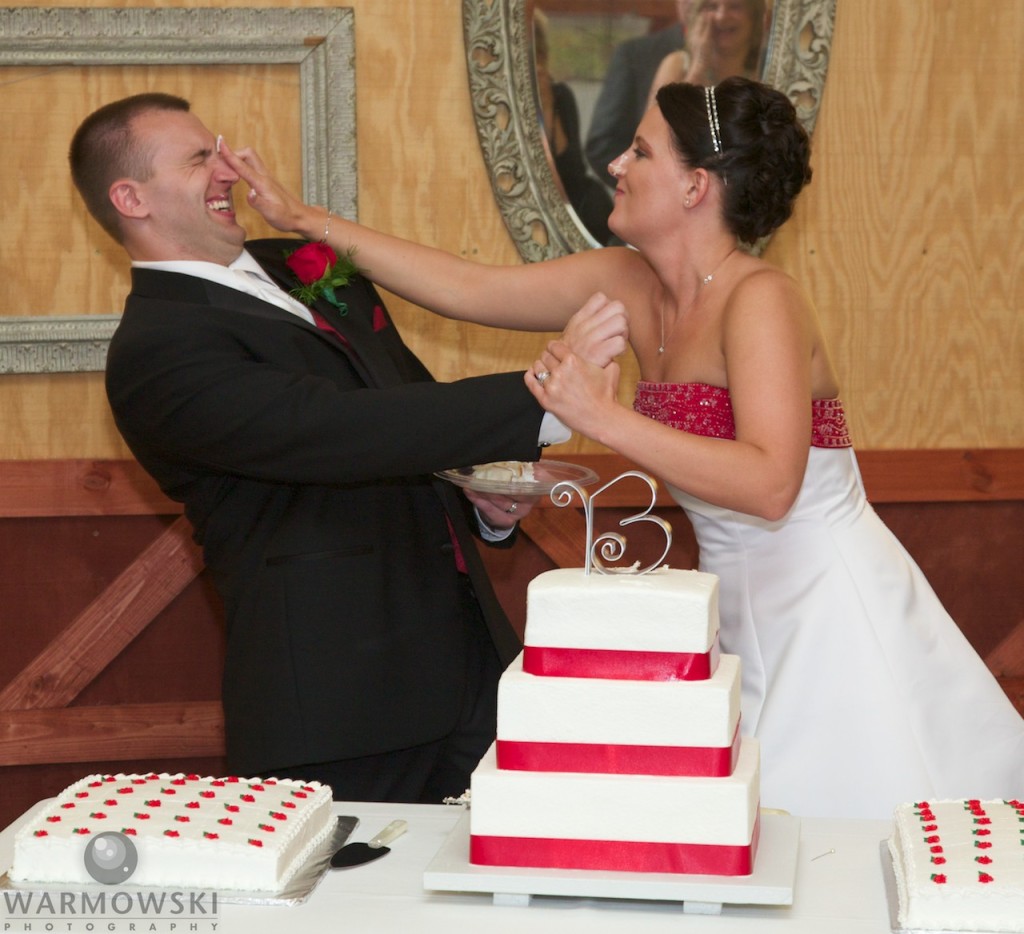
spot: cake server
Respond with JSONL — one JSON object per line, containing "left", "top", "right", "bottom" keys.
{"left": 330, "top": 819, "right": 408, "bottom": 868}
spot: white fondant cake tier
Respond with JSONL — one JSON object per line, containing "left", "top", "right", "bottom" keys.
{"left": 9, "top": 773, "right": 334, "bottom": 893}
{"left": 524, "top": 567, "right": 719, "bottom": 656}
{"left": 496, "top": 651, "right": 741, "bottom": 776}
{"left": 470, "top": 738, "right": 760, "bottom": 874}
{"left": 888, "top": 799, "right": 1024, "bottom": 933}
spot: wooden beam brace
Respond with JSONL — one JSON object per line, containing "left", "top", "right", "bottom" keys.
{"left": 555, "top": 450, "right": 1024, "bottom": 505}
{"left": 0, "top": 516, "right": 204, "bottom": 711}
{"left": 0, "top": 459, "right": 181, "bottom": 517}
{"left": 0, "top": 701, "right": 224, "bottom": 766}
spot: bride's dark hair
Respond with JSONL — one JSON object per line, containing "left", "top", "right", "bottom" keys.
{"left": 655, "top": 76, "right": 812, "bottom": 244}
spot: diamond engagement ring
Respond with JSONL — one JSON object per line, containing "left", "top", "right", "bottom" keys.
{"left": 535, "top": 370, "right": 550, "bottom": 385}
{"left": 505, "top": 501, "right": 519, "bottom": 514}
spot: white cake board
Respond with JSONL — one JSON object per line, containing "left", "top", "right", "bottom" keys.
{"left": 424, "top": 810, "right": 799, "bottom": 913}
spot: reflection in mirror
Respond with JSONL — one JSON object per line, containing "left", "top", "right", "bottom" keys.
{"left": 464, "top": 0, "right": 836, "bottom": 261}
{"left": 532, "top": 1, "right": 771, "bottom": 246}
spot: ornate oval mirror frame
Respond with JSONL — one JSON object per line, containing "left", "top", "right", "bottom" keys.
{"left": 463, "top": 0, "right": 837, "bottom": 262}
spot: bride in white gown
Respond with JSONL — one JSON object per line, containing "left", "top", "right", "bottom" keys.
{"left": 225, "top": 76, "right": 1024, "bottom": 819}
{"left": 633, "top": 382, "right": 1024, "bottom": 818}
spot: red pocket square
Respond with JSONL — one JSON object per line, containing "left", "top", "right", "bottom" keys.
{"left": 372, "top": 305, "right": 389, "bottom": 332}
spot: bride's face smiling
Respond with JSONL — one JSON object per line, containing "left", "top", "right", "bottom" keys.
{"left": 607, "top": 107, "right": 690, "bottom": 244}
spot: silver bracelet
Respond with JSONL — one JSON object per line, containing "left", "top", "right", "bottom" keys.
{"left": 320, "top": 208, "right": 332, "bottom": 244}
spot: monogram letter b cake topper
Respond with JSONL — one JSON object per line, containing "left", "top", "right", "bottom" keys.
{"left": 549, "top": 470, "right": 672, "bottom": 576}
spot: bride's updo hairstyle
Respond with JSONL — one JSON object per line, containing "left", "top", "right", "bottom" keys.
{"left": 655, "top": 76, "right": 812, "bottom": 244}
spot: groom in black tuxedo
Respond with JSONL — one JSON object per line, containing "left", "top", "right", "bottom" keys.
{"left": 69, "top": 93, "right": 592, "bottom": 802}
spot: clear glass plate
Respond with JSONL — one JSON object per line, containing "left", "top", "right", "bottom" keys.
{"left": 436, "top": 460, "right": 598, "bottom": 496}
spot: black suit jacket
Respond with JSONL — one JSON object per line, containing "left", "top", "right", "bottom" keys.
{"left": 105, "top": 238, "right": 543, "bottom": 775}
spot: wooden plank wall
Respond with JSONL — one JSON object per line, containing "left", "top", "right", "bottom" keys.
{"left": 1, "top": 0, "right": 1022, "bottom": 459}
{"left": 0, "top": 452, "right": 1022, "bottom": 828}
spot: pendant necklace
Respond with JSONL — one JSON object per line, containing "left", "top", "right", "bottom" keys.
{"left": 658, "top": 247, "right": 737, "bottom": 354}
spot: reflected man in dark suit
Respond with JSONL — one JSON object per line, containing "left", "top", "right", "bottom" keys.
{"left": 584, "top": 2, "right": 691, "bottom": 187}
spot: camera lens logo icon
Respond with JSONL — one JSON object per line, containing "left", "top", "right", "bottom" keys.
{"left": 84, "top": 831, "right": 138, "bottom": 884}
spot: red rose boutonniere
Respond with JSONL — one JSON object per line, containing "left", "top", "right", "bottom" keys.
{"left": 284, "top": 242, "right": 360, "bottom": 313}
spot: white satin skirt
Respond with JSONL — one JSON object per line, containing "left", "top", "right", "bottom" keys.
{"left": 668, "top": 446, "right": 1024, "bottom": 819}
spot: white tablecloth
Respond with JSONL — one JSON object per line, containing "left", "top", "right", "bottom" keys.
{"left": 1, "top": 800, "right": 895, "bottom": 933}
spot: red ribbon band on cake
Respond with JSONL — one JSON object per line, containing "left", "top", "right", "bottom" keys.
{"left": 497, "top": 722, "right": 741, "bottom": 777}
{"left": 471, "top": 812, "right": 759, "bottom": 876}
{"left": 522, "top": 637, "right": 720, "bottom": 681}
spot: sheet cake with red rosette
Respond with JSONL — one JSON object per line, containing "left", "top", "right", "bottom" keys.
{"left": 9, "top": 772, "right": 333, "bottom": 893}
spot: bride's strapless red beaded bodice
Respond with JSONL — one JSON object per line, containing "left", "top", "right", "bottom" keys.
{"left": 633, "top": 381, "right": 852, "bottom": 448}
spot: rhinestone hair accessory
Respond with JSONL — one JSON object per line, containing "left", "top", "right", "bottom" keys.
{"left": 549, "top": 471, "right": 672, "bottom": 576}
{"left": 704, "top": 85, "right": 722, "bottom": 154}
